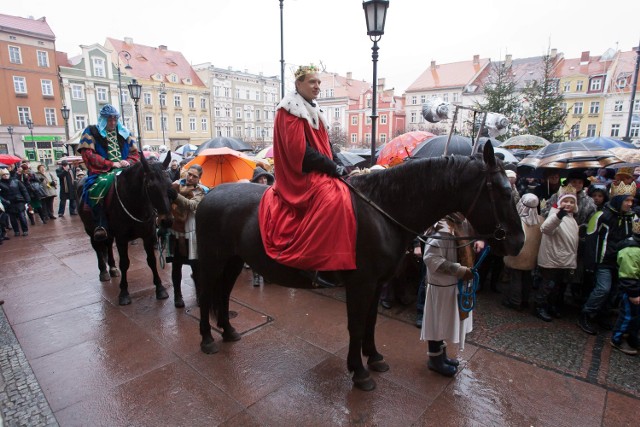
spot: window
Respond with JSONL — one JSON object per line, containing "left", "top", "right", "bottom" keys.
{"left": 44, "top": 108, "right": 57, "bottom": 126}
{"left": 74, "top": 115, "right": 87, "bottom": 131}
{"left": 255, "top": 91, "right": 260, "bottom": 101}
{"left": 411, "top": 96, "right": 417, "bottom": 105}
{"left": 589, "top": 101, "right": 600, "bottom": 114}
{"left": 37, "top": 50, "right": 49, "bottom": 67}
{"left": 174, "top": 95, "right": 181, "bottom": 107}
{"left": 145, "top": 116, "right": 154, "bottom": 131}
{"left": 255, "top": 109, "right": 261, "bottom": 121}
{"left": 214, "top": 86, "right": 220, "bottom": 96}
{"left": 71, "top": 84, "right": 85, "bottom": 100}
{"left": 171, "top": 75, "right": 177, "bottom": 83}
{"left": 236, "top": 126, "right": 242, "bottom": 136}
{"left": 564, "top": 81, "right": 571, "bottom": 92}
{"left": 175, "top": 117, "right": 183, "bottom": 132}
{"left": 611, "top": 124, "right": 620, "bottom": 137}
{"left": 159, "top": 93, "right": 166, "bottom": 107}
{"left": 225, "top": 107, "right": 231, "bottom": 117}
{"left": 224, "top": 87, "right": 230, "bottom": 98}
{"left": 366, "top": 116, "right": 371, "bottom": 125}
{"left": 245, "top": 110, "right": 251, "bottom": 121}
{"left": 351, "top": 134, "right": 357, "bottom": 143}
{"left": 410, "top": 111, "right": 417, "bottom": 123}
{"left": 590, "top": 79, "right": 602, "bottom": 91}
{"left": 614, "top": 101, "right": 623, "bottom": 112}
{"left": 92, "top": 58, "right": 105, "bottom": 77}
{"left": 215, "top": 106, "right": 221, "bottom": 117}
{"left": 443, "top": 93, "right": 449, "bottom": 102}
{"left": 201, "top": 117, "right": 208, "bottom": 131}
{"left": 560, "top": 102, "right": 567, "bottom": 112}
{"left": 13, "top": 76, "right": 27, "bottom": 94}
{"left": 201, "top": 97, "right": 207, "bottom": 109}
{"left": 380, "top": 115, "right": 387, "bottom": 124}
{"left": 96, "top": 87, "right": 108, "bottom": 103}
{"left": 334, "top": 108, "right": 340, "bottom": 119}
{"left": 18, "top": 107, "right": 31, "bottom": 125}
{"left": 635, "top": 99, "right": 640, "bottom": 112}
{"left": 351, "top": 116, "right": 358, "bottom": 125}
{"left": 570, "top": 123, "right": 580, "bottom": 139}
{"left": 576, "top": 81, "right": 583, "bottom": 91}
{"left": 617, "top": 78, "right": 627, "bottom": 89}
{"left": 161, "top": 116, "right": 167, "bottom": 131}
{"left": 236, "top": 108, "right": 242, "bottom": 119}
{"left": 453, "top": 93, "right": 459, "bottom": 102}
{"left": 586, "top": 124, "right": 596, "bottom": 137}
{"left": 573, "top": 102, "right": 583, "bottom": 115}
{"left": 188, "top": 96, "right": 195, "bottom": 109}
{"left": 143, "top": 92, "right": 152, "bottom": 105}
{"left": 189, "top": 117, "right": 196, "bottom": 131}
{"left": 9, "top": 46, "right": 21, "bottom": 64}
{"left": 121, "top": 90, "right": 129, "bottom": 103}
{"left": 420, "top": 95, "right": 426, "bottom": 104}
{"left": 235, "top": 89, "right": 240, "bottom": 98}
{"left": 631, "top": 123, "right": 639, "bottom": 138}
{"left": 365, "top": 134, "right": 371, "bottom": 144}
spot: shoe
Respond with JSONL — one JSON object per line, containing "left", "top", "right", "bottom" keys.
{"left": 93, "top": 226, "right": 108, "bottom": 242}
{"left": 428, "top": 353, "right": 458, "bottom": 377}
{"left": 22, "top": 232, "right": 28, "bottom": 236}
{"left": 578, "top": 313, "right": 597, "bottom": 335}
{"left": 610, "top": 339, "right": 638, "bottom": 356}
{"left": 49, "top": 215, "right": 57, "bottom": 219}
{"left": 380, "top": 300, "right": 392, "bottom": 309}
{"left": 535, "top": 307, "right": 553, "bottom": 322}
{"left": 441, "top": 342, "right": 460, "bottom": 367}
{"left": 59, "top": 214, "right": 64, "bottom": 218}
{"left": 415, "top": 317, "right": 423, "bottom": 328}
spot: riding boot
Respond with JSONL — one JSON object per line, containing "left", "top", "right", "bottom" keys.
{"left": 91, "top": 203, "right": 108, "bottom": 242}
{"left": 427, "top": 340, "right": 457, "bottom": 377}
{"left": 440, "top": 341, "right": 460, "bottom": 367}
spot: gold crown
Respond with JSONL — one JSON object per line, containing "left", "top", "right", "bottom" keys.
{"left": 610, "top": 181, "right": 637, "bottom": 197}
{"left": 294, "top": 64, "right": 320, "bottom": 80}
{"left": 557, "top": 184, "right": 577, "bottom": 199}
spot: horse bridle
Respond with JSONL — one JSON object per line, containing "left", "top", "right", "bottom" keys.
{"left": 340, "top": 165, "right": 508, "bottom": 244}
{"left": 114, "top": 171, "right": 156, "bottom": 223}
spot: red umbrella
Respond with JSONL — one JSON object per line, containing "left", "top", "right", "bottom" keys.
{"left": 376, "top": 131, "right": 436, "bottom": 166}
{"left": 0, "top": 154, "right": 22, "bottom": 164}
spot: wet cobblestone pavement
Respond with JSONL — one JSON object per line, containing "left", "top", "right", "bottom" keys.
{"left": 0, "top": 213, "right": 638, "bottom": 426}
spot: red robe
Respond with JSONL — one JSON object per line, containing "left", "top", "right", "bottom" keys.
{"left": 258, "top": 100, "right": 356, "bottom": 270}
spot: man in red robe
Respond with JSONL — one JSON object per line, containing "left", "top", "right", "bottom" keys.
{"left": 258, "top": 65, "right": 356, "bottom": 272}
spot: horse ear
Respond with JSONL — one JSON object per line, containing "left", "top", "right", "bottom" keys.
{"left": 162, "top": 151, "right": 171, "bottom": 169}
{"left": 139, "top": 147, "right": 150, "bottom": 174}
{"left": 482, "top": 140, "right": 496, "bottom": 167}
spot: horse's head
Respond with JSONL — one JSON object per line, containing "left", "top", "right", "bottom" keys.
{"left": 463, "top": 143, "right": 524, "bottom": 256}
{"left": 141, "top": 151, "right": 174, "bottom": 229}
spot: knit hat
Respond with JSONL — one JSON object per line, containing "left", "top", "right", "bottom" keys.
{"left": 505, "top": 170, "right": 517, "bottom": 179}
{"left": 557, "top": 184, "right": 578, "bottom": 211}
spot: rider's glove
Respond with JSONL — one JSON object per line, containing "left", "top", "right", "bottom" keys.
{"left": 333, "top": 165, "right": 347, "bottom": 177}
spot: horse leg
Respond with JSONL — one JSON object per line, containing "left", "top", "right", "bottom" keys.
{"left": 199, "top": 257, "right": 222, "bottom": 354}
{"left": 91, "top": 238, "right": 110, "bottom": 282}
{"left": 172, "top": 257, "right": 185, "bottom": 308}
{"left": 345, "top": 284, "right": 378, "bottom": 392}
{"left": 363, "top": 285, "right": 389, "bottom": 373}
{"left": 217, "top": 257, "right": 243, "bottom": 342}
{"left": 115, "top": 239, "right": 132, "bottom": 305}
{"left": 142, "top": 235, "right": 169, "bottom": 300}
{"left": 108, "top": 238, "right": 120, "bottom": 277}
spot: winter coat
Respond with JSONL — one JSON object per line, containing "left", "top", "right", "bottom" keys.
{"left": 537, "top": 208, "right": 579, "bottom": 269}
{"left": 0, "top": 177, "right": 31, "bottom": 213}
{"left": 541, "top": 190, "right": 597, "bottom": 226}
{"left": 56, "top": 167, "right": 73, "bottom": 196}
{"left": 584, "top": 202, "right": 637, "bottom": 270}
{"left": 617, "top": 237, "right": 640, "bottom": 298}
{"left": 503, "top": 216, "right": 543, "bottom": 271}
{"left": 35, "top": 171, "right": 58, "bottom": 198}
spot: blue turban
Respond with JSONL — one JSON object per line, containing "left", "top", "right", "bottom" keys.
{"left": 99, "top": 104, "right": 120, "bottom": 118}
{"left": 96, "top": 104, "right": 130, "bottom": 140}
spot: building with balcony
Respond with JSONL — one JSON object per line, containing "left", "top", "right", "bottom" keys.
{"left": 602, "top": 48, "right": 640, "bottom": 142}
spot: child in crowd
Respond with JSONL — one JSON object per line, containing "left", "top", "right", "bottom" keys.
{"left": 587, "top": 186, "right": 608, "bottom": 211}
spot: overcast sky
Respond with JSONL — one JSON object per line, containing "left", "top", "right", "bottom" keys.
{"left": 4, "top": 0, "right": 639, "bottom": 92}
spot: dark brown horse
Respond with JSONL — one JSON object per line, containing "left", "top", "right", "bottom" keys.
{"left": 78, "top": 154, "right": 174, "bottom": 305}
{"left": 195, "top": 143, "right": 524, "bottom": 391}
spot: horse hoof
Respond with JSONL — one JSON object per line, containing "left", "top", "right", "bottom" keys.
{"left": 353, "top": 374, "right": 376, "bottom": 391}
{"left": 156, "top": 288, "right": 169, "bottom": 300}
{"left": 99, "top": 271, "right": 110, "bottom": 282}
{"left": 119, "top": 295, "right": 132, "bottom": 306}
{"left": 109, "top": 268, "right": 120, "bottom": 277}
{"left": 200, "top": 340, "right": 220, "bottom": 354}
{"left": 222, "top": 329, "right": 242, "bottom": 342}
{"left": 174, "top": 297, "right": 185, "bottom": 308}
{"left": 367, "top": 359, "right": 390, "bottom": 373}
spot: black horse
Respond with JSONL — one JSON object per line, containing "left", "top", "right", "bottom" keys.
{"left": 78, "top": 154, "right": 174, "bottom": 305}
{"left": 196, "top": 143, "right": 524, "bottom": 391}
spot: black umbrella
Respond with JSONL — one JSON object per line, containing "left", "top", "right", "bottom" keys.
{"left": 410, "top": 135, "right": 473, "bottom": 158}
{"left": 336, "top": 151, "right": 367, "bottom": 167}
{"left": 518, "top": 141, "right": 623, "bottom": 169}
{"left": 195, "top": 136, "right": 253, "bottom": 155}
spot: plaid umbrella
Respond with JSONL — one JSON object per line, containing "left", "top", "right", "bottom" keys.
{"left": 518, "top": 141, "right": 624, "bottom": 169}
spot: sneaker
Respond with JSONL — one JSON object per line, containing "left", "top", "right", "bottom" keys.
{"left": 610, "top": 339, "right": 638, "bottom": 356}
{"left": 578, "top": 313, "right": 597, "bottom": 335}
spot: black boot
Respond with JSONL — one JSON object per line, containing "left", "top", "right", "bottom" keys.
{"left": 535, "top": 305, "right": 553, "bottom": 322}
{"left": 578, "top": 313, "right": 597, "bottom": 335}
{"left": 91, "top": 203, "right": 108, "bottom": 242}
{"left": 440, "top": 341, "right": 460, "bottom": 367}
{"left": 427, "top": 340, "right": 457, "bottom": 377}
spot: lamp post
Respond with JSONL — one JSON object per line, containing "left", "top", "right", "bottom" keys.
{"left": 7, "top": 126, "right": 15, "bottom": 155}
{"left": 279, "top": 0, "right": 285, "bottom": 98}
{"left": 363, "top": 0, "right": 389, "bottom": 166}
{"left": 624, "top": 40, "right": 640, "bottom": 142}
{"left": 127, "top": 79, "right": 143, "bottom": 148}
{"left": 26, "top": 119, "right": 34, "bottom": 160}
{"left": 117, "top": 50, "right": 132, "bottom": 125}
{"left": 61, "top": 105, "right": 70, "bottom": 155}
{"left": 159, "top": 82, "right": 166, "bottom": 145}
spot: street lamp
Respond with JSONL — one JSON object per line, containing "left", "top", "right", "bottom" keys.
{"left": 362, "top": 0, "right": 389, "bottom": 166}
{"left": 159, "top": 82, "right": 166, "bottom": 145}
{"left": 279, "top": 0, "right": 285, "bottom": 98}
{"left": 26, "top": 119, "right": 34, "bottom": 160}
{"left": 7, "top": 126, "right": 15, "bottom": 155}
{"left": 117, "top": 50, "right": 132, "bottom": 126}
{"left": 61, "top": 105, "right": 70, "bottom": 155}
{"left": 624, "top": 39, "right": 640, "bottom": 142}
{"left": 127, "top": 79, "right": 143, "bottom": 147}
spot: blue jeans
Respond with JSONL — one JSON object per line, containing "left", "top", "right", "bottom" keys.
{"left": 611, "top": 293, "right": 639, "bottom": 347}
{"left": 582, "top": 266, "right": 616, "bottom": 316}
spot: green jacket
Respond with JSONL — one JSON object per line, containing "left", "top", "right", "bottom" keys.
{"left": 617, "top": 237, "right": 640, "bottom": 298}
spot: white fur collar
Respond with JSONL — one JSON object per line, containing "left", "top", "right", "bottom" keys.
{"left": 276, "top": 91, "right": 328, "bottom": 130}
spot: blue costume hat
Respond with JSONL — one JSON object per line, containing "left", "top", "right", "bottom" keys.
{"left": 99, "top": 104, "right": 120, "bottom": 118}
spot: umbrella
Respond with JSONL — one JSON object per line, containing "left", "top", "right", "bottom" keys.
{"left": 500, "top": 134, "right": 550, "bottom": 150}
{"left": 255, "top": 145, "right": 274, "bottom": 160}
{"left": 336, "top": 151, "right": 367, "bottom": 167}
{"left": 0, "top": 154, "right": 22, "bottom": 164}
{"left": 608, "top": 147, "right": 640, "bottom": 168}
{"left": 175, "top": 144, "right": 198, "bottom": 156}
{"left": 574, "top": 136, "right": 636, "bottom": 149}
{"left": 410, "top": 135, "right": 473, "bottom": 158}
{"left": 376, "top": 131, "right": 436, "bottom": 166}
{"left": 56, "top": 155, "right": 83, "bottom": 165}
{"left": 196, "top": 136, "right": 253, "bottom": 154}
{"left": 159, "top": 151, "right": 183, "bottom": 163}
{"left": 184, "top": 147, "right": 256, "bottom": 188}
{"left": 518, "top": 141, "right": 624, "bottom": 169}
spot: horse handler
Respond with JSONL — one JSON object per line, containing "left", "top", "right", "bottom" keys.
{"left": 77, "top": 105, "right": 139, "bottom": 241}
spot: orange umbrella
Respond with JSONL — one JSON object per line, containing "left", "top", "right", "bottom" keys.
{"left": 376, "top": 131, "right": 436, "bottom": 166}
{"left": 184, "top": 147, "right": 256, "bottom": 188}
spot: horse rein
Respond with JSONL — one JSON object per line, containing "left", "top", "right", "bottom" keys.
{"left": 114, "top": 171, "right": 156, "bottom": 223}
{"left": 339, "top": 165, "right": 508, "bottom": 244}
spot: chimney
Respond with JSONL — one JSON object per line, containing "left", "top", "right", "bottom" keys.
{"left": 505, "top": 54, "right": 512, "bottom": 68}
{"left": 346, "top": 71, "right": 352, "bottom": 81}
{"left": 473, "top": 54, "right": 480, "bottom": 64}
{"left": 430, "top": 60, "right": 436, "bottom": 68}
{"left": 377, "top": 78, "right": 385, "bottom": 92}
{"left": 550, "top": 48, "right": 558, "bottom": 59}
{"left": 158, "top": 45, "right": 167, "bottom": 51}
{"left": 124, "top": 37, "right": 133, "bottom": 45}
{"left": 580, "top": 51, "right": 590, "bottom": 64}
